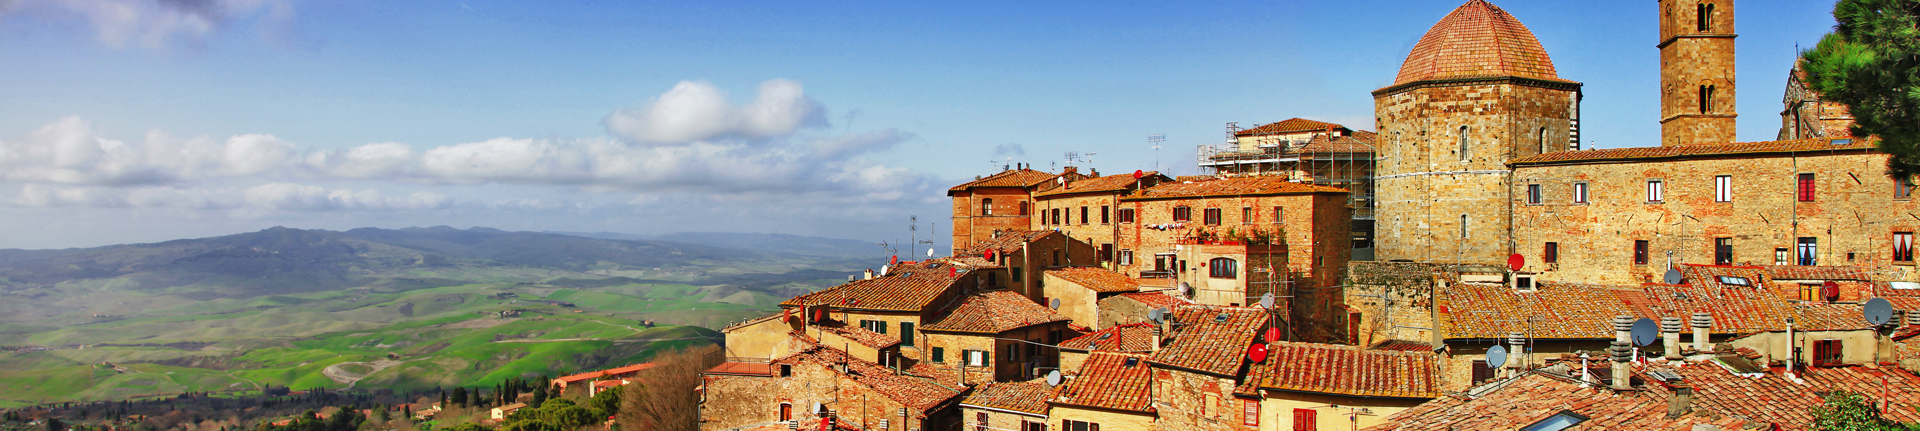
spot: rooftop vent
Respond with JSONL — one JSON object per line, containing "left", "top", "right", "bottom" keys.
{"left": 1099, "top": 333, "right": 1114, "bottom": 340}
{"left": 1647, "top": 370, "right": 1683, "bottom": 382}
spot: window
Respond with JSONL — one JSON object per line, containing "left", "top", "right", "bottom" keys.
{"left": 1647, "top": 179, "right": 1664, "bottom": 202}
{"left": 1522, "top": 411, "right": 1589, "bottom": 431}
{"left": 1204, "top": 208, "right": 1222, "bottom": 225}
{"left": 1544, "top": 242, "right": 1559, "bottom": 264}
{"left": 1897, "top": 232, "right": 1915, "bottom": 263}
{"left": 1798, "top": 173, "right": 1817, "bottom": 202}
{"left": 1209, "top": 258, "right": 1238, "bottom": 278}
{"left": 1813, "top": 339, "right": 1844, "bottom": 367}
{"left": 1460, "top": 214, "right": 1469, "bottom": 239}
{"left": 1697, "top": 2, "right": 1715, "bottom": 32}
{"left": 1776, "top": 248, "right": 1791, "bottom": 266}
{"left": 1061, "top": 420, "right": 1099, "bottom": 431}
{"left": 779, "top": 364, "right": 792, "bottom": 377}
{"left": 1572, "top": 183, "right": 1589, "bottom": 204}
{"left": 1119, "top": 250, "right": 1133, "bottom": 265}
{"left": 1798, "top": 237, "right": 1819, "bottom": 266}
{"left": 1699, "top": 85, "right": 1715, "bottom": 114}
{"left": 1173, "top": 206, "right": 1191, "bottom": 221}
{"left": 1715, "top": 238, "right": 1733, "bottom": 265}
{"left": 1051, "top": 208, "right": 1062, "bottom": 225}
{"left": 1273, "top": 206, "right": 1284, "bottom": 224}
{"left": 1101, "top": 206, "right": 1110, "bottom": 224}
{"left": 1011, "top": 267, "right": 1023, "bottom": 283}
{"left": 966, "top": 350, "right": 989, "bottom": 367}
{"left": 860, "top": 320, "right": 889, "bottom": 334}
{"left": 1243, "top": 399, "right": 1260, "bottom": 426}
{"left": 1242, "top": 207, "right": 1253, "bottom": 224}
{"left": 1716, "top": 276, "right": 1752, "bottom": 286}
{"left": 1538, "top": 127, "right": 1550, "bottom": 154}
{"left": 1293, "top": 408, "right": 1318, "bottom": 431}
{"left": 1018, "top": 201, "right": 1029, "bottom": 215}
{"left": 1458, "top": 126, "right": 1470, "bottom": 162}
{"left": 899, "top": 322, "right": 914, "bottom": 347}
{"left": 1714, "top": 175, "right": 1731, "bottom": 202}
{"left": 1634, "top": 240, "right": 1650, "bottom": 265}
{"left": 1100, "top": 244, "right": 1113, "bottom": 262}
{"left": 780, "top": 403, "right": 792, "bottom": 422}
{"left": 975, "top": 412, "right": 988, "bottom": 431}
{"left": 1899, "top": 177, "right": 1915, "bottom": 199}
{"left": 1527, "top": 184, "right": 1542, "bottom": 204}
{"left": 1023, "top": 421, "right": 1046, "bottom": 431}
{"left": 1080, "top": 206, "right": 1089, "bottom": 225}
{"left": 1471, "top": 360, "right": 1495, "bottom": 383}
{"left": 981, "top": 199, "right": 993, "bottom": 216}
{"left": 1117, "top": 208, "right": 1135, "bottom": 223}
{"left": 931, "top": 347, "right": 945, "bottom": 363}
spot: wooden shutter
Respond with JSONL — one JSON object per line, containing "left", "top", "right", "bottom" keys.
{"left": 1293, "top": 409, "right": 1317, "bottom": 431}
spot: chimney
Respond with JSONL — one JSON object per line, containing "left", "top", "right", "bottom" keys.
{"left": 1611, "top": 315, "right": 1634, "bottom": 390}
{"left": 1690, "top": 312, "right": 1713, "bottom": 352}
{"left": 1909, "top": 309, "right": 1920, "bottom": 326}
{"left": 1661, "top": 317, "right": 1684, "bottom": 360}
{"left": 1063, "top": 166, "right": 1078, "bottom": 176}
{"left": 1666, "top": 383, "right": 1694, "bottom": 419}
{"left": 1150, "top": 322, "right": 1163, "bottom": 352}
{"left": 1506, "top": 332, "right": 1526, "bottom": 375}
{"left": 864, "top": 269, "right": 875, "bottom": 280}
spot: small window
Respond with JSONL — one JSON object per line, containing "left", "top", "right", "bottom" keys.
{"left": 1243, "top": 399, "right": 1260, "bottom": 426}
{"left": 779, "top": 364, "right": 792, "bottom": 377}
{"left": 1714, "top": 175, "right": 1732, "bottom": 202}
{"left": 931, "top": 347, "right": 945, "bottom": 363}
{"left": 1647, "top": 179, "right": 1665, "bottom": 202}
{"left": 1173, "top": 206, "right": 1192, "bottom": 222}
{"left": 900, "top": 322, "right": 915, "bottom": 347}
{"left": 1716, "top": 276, "right": 1752, "bottom": 286}
{"left": 1471, "top": 360, "right": 1494, "bottom": 383}
{"left": 1714, "top": 238, "right": 1733, "bottom": 265}
{"left": 780, "top": 402, "right": 792, "bottom": 422}
{"left": 1522, "top": 411, "right": 1589, "bottom": 431}
{"left": 1018, "top": 201, "right": 1029, "bottom": 215}
{"left": 1776, "top": 248, "right": 1791, "bottom": 266}
{"left": 1460, "top": 214, "right": 1469, "bottom": 239}
{"left": 1242, "top": 207, "right": 1253, "bottom": 224}
{"left": 1544, "top": 242, "right": 1559, "bottom": 264}
{"left": 1537, "top": 127, "right": 1550, "bottom": 154}
{"left": 1101, "top": 206, "right": 1111, "bottom": 224}
{"left": 982, "top": 198, "right": 994, "bottom": 216}
{"left": 1572, "top": 183, "right": 1589, "bottom": 204}
{"left": 1896, "top": 232, "right": 1914, "bottom": 263}
{"left": 1813, "top": 339, "right": 1843, "bottom": 367}
{"left": 1204, "top": 208, "right": 1222, "bottom": 226}
{"left": 1119, "top": 250, "right": 1134, "bottom": 265}
{"left": 1799, "top": 173, "right": 1817, "bottom": 202}
{"left": 1062, "top": 420, "right": 1098, "bottom": 431}
{"left": 1458, "top": 126, "right": 1471, "bottom": 162}
{"left": 1798, "top": 237, "right": 1819, "bottom": 266}
{"left": 1209, "top": 258, "right": 1238, "bottom": 278}
{"left": 1527, "top": 184, "right": 1542, "bottom": 204}
{"left": 1100, "top": 244, "right": 1114, "bottom": 262}
{"left": 1117, "top": 208, "right": 1135, "bottom": 223}
{"left": 1899, "top": 177, "right": 1915, "bottom": 200}
{"left": 1080, "top": 206, "right": 1090, "bottom": 225}
{"left": 1634, "top": 240, "right": 1650, "bottom": 265}
{"left": 1293, "top": 409, "right": 1318, "bottom": 431}
{"left": 966, "top": 350, "right": 988, "bottom": 367}
{"left": 1699, "top": 85, "right": 1714, "bottom": 114}
{"left": 1272, "top": 206, "right": 1284, "bottom": 224}
{"left": 1054, "top": 208, "right": 1063, "bottom": 225}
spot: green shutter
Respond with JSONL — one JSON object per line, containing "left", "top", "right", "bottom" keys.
{"left": 932, "top": 347, "right": 944, "bottom": 363}
{"left": 900, "top": 322, "right": 914, "bottom": 347}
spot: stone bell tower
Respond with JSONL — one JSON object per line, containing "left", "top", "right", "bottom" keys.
{"left": 1659, "top": 0, "right": 1737, "bottom": 146}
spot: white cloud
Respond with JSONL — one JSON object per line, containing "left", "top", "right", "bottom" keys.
{"left": 602, "top": 79, "right": 827, "bottom": 145}
{"left": 417, "top": 137, "right": 593, "bottom": 184}
{"left": 243, "top": 183, "right": 449, "bottom": 211}
{"left": 2, "top": 0, "right": 294, "bottom": 49}
{"left": 0, "top": 116, "right": 298, "bottom": 185}
{"left": 301, "top": 142, "right": 416, "bottom": 179}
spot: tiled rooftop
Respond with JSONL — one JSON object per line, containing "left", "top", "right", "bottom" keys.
{"left": 920, "top": 290, "right": 1071, "bottom": 334}
{"left": 1234, "top": 118, "right": 1348, "bottom": 136}
{"left": 1046, "top": 267, "right": 1142, "bottom": 293}
{"left": 1441, "top": 279, "right": 1873, "bottom": 340}
{"left": 949, "top": 169, "right": 1058, "bottom": 192}
{"left": 1121, "top": 176, "right": 1348, "bottom": 201}
{"left": 1051, "top": 352, "right": 1155, "bottom": 414}
{"left": 780, "top": 260, "right": 965, "bottom": 312}
{"left": 1058, "top": 323, "right": 1156, "bottom": 353}
{"left": 1149, "top": 305, "right": 1269, "bottom": 377}
{"left": 1365, "top": 372, "right": 1744, "bottom": 430}
{"left": 556, "top": 363, "right": 656, "bottom": 383}
{"left": 1245, "top": 341, "right": 1441, "bottom": 399}
{"left": 1103, "top": 291, "right": 1188, "bottom": 310}
{"left": 1367, "top": 340, "right": 1435, "bottom": 352}
{"left": 1759, "top": 264, "right": 1874, "bottom": 281}
{"left": 960, "top": 380, "right": 1054, "bottom": 416}
{"left": 1512, "top": 138, "right": 1871, "bottom": 165}
{"left": 811, "top": 319, "right": 901, "bottom": 349}
{"left": 1034, "top": 172, "right": 1167, "bottom": 198}
{"left": 962, "top": 230, "right": 1056, "bottom": 256}
{"left": 1389, "top": 0, "right": 1567, "bottom": 87}
{"left": 1640, "top": 362, "right": 1920, "bottom": 429}
{"left": 771, "top": 343, "right": 966, "bottom": 411}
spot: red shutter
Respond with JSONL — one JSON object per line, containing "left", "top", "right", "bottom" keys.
{"left": 1293, "top": 409, "right": 1317, "bottom": 431}
{"left": 1244, "top": 399, "right": 1260, "bottom": 426}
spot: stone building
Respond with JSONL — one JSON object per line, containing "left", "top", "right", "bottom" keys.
{"left": 959, "top": 380, "right": 1054, "bottom": 431}
{"left": 1147, "top": 305, "right": 1269, "bottom": 431}
{"left": 1236, "top": 342, "right": 1440, "bottom": 431}
{"left": 1032, "top": 171, "right": 1173, "bottom": 265}
{"left": 698, "top": 341, "right": 965, "bottom": 431}
{"left": 1200, "top": 119, "right": 1380, "bottom": 255}
{"left": 1778, "top": 61, "right": 1855, "bottom": 141}
{"left": 1057, "top": 322, "right": 1157, "bottom": 372}
{"left": 1659, "top": 0, "right": 1737, "bottom": 147}
{"left": 1371, "top": 0, "right": 1581, "bottom": 266}
{"left": 1047, "top": 351, "right": 1158, "bottom": 431}
{"left": 1044, "top": 267, "right": 1144, "bottom": 330}
{"left": 918, "top": 290, "right": 1075, "bottom": 384}
{"left": 956, "top": 230, "right": 1100, "bottom": 304}
{"left": 951, "top": 167, "right": 1079, "bottom": 254}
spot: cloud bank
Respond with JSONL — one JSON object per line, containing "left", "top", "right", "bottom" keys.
{"left": 1, "top": 0, "right": 298, "bottom": 49}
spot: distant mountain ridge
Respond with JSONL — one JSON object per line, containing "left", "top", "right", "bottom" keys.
{"left": 545, "top": 230, "right": 885, "bottom": 259}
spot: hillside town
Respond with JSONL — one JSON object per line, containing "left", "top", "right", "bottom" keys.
{"left": 695, "top": 0, "right": 1920, "bottom": 430}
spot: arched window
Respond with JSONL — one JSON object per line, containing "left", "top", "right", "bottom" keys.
{"left": 1458, "top": 126, "right": 1470, "bottom": 162}
{"left": 1698, "top": 3, "right": 1715, "bottom": 32}
{"left": 1209, "top": 258, "right": 1238, "bottom": 278}
{"left": 1460, "top": 214, "right": 1469, "bottom": 239}
{"left": 1538, "top": 127, "right": 1549, "bottom": 154}
{"left": 1699, "top": 85, "right": 1715, "bottom": 113}
{"left": 1018, "top": 201, "right": 1029, "bottom": 216}
{"left": 982, "top": 198, "right": 993, "bottom": 216}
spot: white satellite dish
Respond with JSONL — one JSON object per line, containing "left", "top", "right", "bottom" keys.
{"left": 880, "top": 265, "right": 890, "bottom": 276}
{"left": 927, "top": 248, "right": 935, "bottom": 258}
{"left": 1049, "top": 298, "right": 1062, "bottom": 310}
{"left": 813, "top": 403, "right": 825, "bottom": 415}
{"left": 1486, "top": 345, "right": 1508, "bottom": 368}
{"left": 1177, "top": 282, "right": 1191, "bottom": 296}
{"left": 1259, "top": 293, "right": 1275, "bottom": 309}
{"left": 1046, "top": 370, "right": 1063, "bottom": 386}
{"left": 1148, "top": 308, "right": 1163, "bottom": 322}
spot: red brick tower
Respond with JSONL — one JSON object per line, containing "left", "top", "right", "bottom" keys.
{"left": 1659, "top": 0, "right": 1737, "bottom": 146}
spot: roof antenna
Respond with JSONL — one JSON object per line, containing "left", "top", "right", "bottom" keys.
{"left": 1149, "top": 134, "right": 1166, "bottom": 173}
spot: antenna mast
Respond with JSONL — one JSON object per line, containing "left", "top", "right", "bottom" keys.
{"left": 1148, "top": 134, "right": 1166, "bottom": 172}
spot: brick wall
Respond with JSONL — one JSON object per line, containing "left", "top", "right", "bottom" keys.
{"left": 952, "top": 187, "right": 1037, "bottom": 254}
{"left": 1658, "top": 0, "right": 1737, "bottom": 147}
{"left": 1343, "top": 262, "right": 1446, "bottom": 347}
{"left": 1032, "top": 192, "right": 1127, "bottom": 266}
{"left": 1150, "top": 368, "right": 1240, "bottom": 431}
{"left": 700, "top": 360, "right": 927, "bottom": 431}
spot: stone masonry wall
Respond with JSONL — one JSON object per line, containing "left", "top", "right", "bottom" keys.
{"left": 952, "top": 188, "right": 1036, "bottom": 254}
{"left": 1658, "top": 0, "right": 1737, "bottom": 147}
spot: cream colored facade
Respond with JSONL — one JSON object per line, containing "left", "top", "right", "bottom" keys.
{"left": 1048, "top": 405, "right": 1156, "bottom": 431}
{"left": 1254, "top": 392, "right": 1424, "bottom": 431}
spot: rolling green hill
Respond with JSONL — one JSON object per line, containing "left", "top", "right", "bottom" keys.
{"left": 0, "top": 226, "right": 866, "bottom": 407}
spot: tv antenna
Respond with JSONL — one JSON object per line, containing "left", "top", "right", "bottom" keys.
{"left": 1148, "top": 134, "right": 1166, "bottom": 172}
{"left": 1064, "top": 152, "right": 1080, "bottom": 166}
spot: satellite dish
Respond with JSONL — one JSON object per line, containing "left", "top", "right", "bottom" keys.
{"left": 1631, "top": 318, "right": 1659, "bottom": 346}
{"left": 1133, "top": 170, "right": 1144, "bottom": 179}
{"left": 1867, "top": 297, "right": 1896, "bottom": 326}
{"left": 1148, "top": 308, "right": 1163, "bottom": 322}
{"left": 1264, "top": 327, "right": 1282, "bottom": 343}
{"left": 1663, "top": 268, "right": 1684, "bottom": 285}
{"left": 1507, "top": 253, "right": 1525, "bottom": 272}
{"left": 1248, "top": 343, "right": 1269, "bottom": 363}
{"left": 890, "top": 255, "right": 899, "bottom": 265}
{"left": 1259, "top": 293, "right": 1275, "bottom": 309}
{"left": 813, "top": 403, "right": 826, "bottom": 415}
{"left": 1824, "top": 281, "right": 1841, "bottom": 299}
{"left": 1486, "top": 345, "right": 1508, "bottom": 368}
{"left": 880, "top": 265, "right": 890, "bottom": 276}
{"left": 1177, "top": 282, "right": 1191, "bottom": 296}
{"left": 927, "top": 248, "right": 935, "bottom": 258}
{"left": 985, "top": 250, "right": 996, "bottom": 260}
{"left": 1046, "top": 370, "right": 1063, "bottom": 386}
{"left": 1049, "top": 298, "right": 1062, "bottom": 310}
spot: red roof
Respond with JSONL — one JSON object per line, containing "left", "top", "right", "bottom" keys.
{"left": 949, "top": 169, "right": 1058, "bottom": 192}
{"left": 920, "top": 290, "right": 1071, "bottom": 334}
{"left": 1046, "top": 268, "right": 1141, "bottom": 293}
{"left": 704, "top": 362, "right": 774, "bottom": 377}
{"left": 1759, "top": 264, "right": 1874, "bottom": 281}
{"left": 555, "top": 363, "right": 656, "bottom": 384}
{"left": 1051, "top": 352, "right": 1155, "bottom": 414}
{"left": 1367, "top": 372, "right": 1746, "bottom": 430}
{"left": 1244, "top": 341, "right": 1441, "bottom": 399}
{"left": 1103, "top": 291, "right": 1188, "bottom": 310}
{"left": 1059, "top": 323, "right": 1156, "bottom": 353}
{"left": 1640, "top": 362, "right": 1920, "bottom": 429}
{"left": 780, "top": 260, "right": 967, "bottom": 312}
{"left": 1149, "top": 305, "right": 1269, "bottom": 377}
{"left": 961, "top": 380, "right": 1055, "bottom": 416}
{"left": 1121, "top": 176, "right": 1348, "bottom": 201}
{"left": 1234, "top": 118, "right": 1348, "bottom": 137}
{"left": 811, "top": 319, "right": 901, "bottom": 349}
{"left": 1512, "top": 137, "right": 1871, "bottom": 165}
{"left": 1035, "top": 172, "right": 1169, "bottom": 198}
{"left": 1389, "top": 0, "right": 1568, "bottom": 87}
{"left": 962, "top": 231, "right": 1057, "bottom": 256}
{"left": 772, "top": 343, "right": 966, "bottom": 411}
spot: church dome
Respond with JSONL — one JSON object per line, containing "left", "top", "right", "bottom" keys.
{"left": 1392, "top": 0, "right": 1567, "bottom": 86}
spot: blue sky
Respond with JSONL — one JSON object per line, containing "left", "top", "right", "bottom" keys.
{"left": 0, "top": 0, "right": 1841, "bottom": 249}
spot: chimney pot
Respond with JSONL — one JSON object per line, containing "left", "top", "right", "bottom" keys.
{"left": 1610, "top": 341, "right": 1633, "bottom": 390}
{"left": 1691, "top": 312, "right": 1713, "bottom": 352}
{"left": 1661, "top": 317, "right": 1684, "bottom": 360}
{"left": 1666, "top": 383, "right": 1694, "bottom": 419}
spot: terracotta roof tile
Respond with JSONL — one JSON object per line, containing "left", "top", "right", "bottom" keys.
{"left": 1051, "top": 352, "right": 1155, "bottom": 414}
{"left": 1389, "top": 0, "right": 1568, "bottom": 87}
{"left": 780, "top": 260, "right": 966, "bottom": 312}
{"left": 1059, "top": 323, "right": 1156, "bottom": 353}
{"left": 949, "top": 169, "right": 1058, "bottom": 192}
{"left": 1512, "top": 137, "right": 1871, "bottom": 165}
{"left": 1234, "top": 118, "right": 1348, "bottom": 137}
{"left": 1441, "top": 277, "right": 1861, "bottom": 340}
{"left": 1247, "top": 341, "right": 1440, "bottom": 399}
{"left": 772, "top": 343, "right": 966, "bottom": 411}
{"left": 1149, "top": 305, "right": 1269, "bottom": 377}
{"left": 1122, "top": 176, "right": 1347, "bottom": 201}
{"left": 960, "top": 380, "right": 1054, "bottom": 416}
{"left": 920, "top": 290, "right": 1071, "bottom": 334}
{"left": 1103, "top": 291, "right": 1189, "bottom": 310}
{"left": 961, "top": 231, "right": 1056, "bottom": 256}
{"left": 1367, "top": 340, "right": 1436, "bottom": 352}
{"left": 556, "top": 363, "right": 656, "bottom": 383}
{"left": 811, "top": 319, "right": 901, "bottom": 349}
{"left": 1759, "top": 264, "right": 1875, "bottom": 281}
{"left": 1035, "top": 172, "right": 1169, "bottom": 198}
{"left": 1366, "top": 371, "right": 1746, "bottom": 430}
{"left": 1046, "top": 267, "right": 1141, "bottom": 293}
{"left": 1641, "top": 362, "right": 1920, "bottom": 429}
